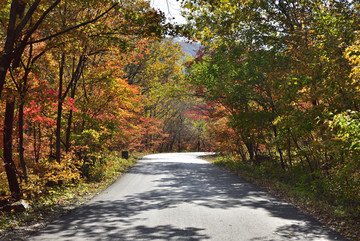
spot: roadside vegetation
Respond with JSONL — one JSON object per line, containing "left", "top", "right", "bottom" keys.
{"left": 0, "top": 152, "right": 138, "bottom": 238}
{"left": 206, "top": 154, "right": 360, "bottom": 241}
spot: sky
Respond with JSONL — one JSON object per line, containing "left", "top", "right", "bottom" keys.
{"left": 148, "top": 0, "right": 187, "bottom": 24}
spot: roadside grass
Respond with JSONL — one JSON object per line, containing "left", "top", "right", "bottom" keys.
{"left": 0, "top": 152, "right": 140, "bottom": 238}
{"left": 206, "top": 154, "right": 360, "bottom": 241}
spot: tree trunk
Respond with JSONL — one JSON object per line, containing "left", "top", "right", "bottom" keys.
{"left": 287, "top": 134, "right": 292, "bottom": 167}
{"left": 244, "top": 140, "right": 255, "bottom": 161}
{"left": 3, "top": 100, "right": 22, "bottom": 199}
{"left": 290, "top": 132, "right": 314, "bottom": 174}
{"left": 273, "top": 125, "right": 286, "bottom": 170}
{"left": 33, "top": 122, "right": 39, "bottom": 162}
{"left": 55, "top": 91, "right": 63, "bottom": 163}
{"left": 197, "top": 135, "right": 200, "bottom": 152}
{"left": 65, "top": 80, "right": 74, "bottom": 153}
{"left": 56, "top": 54, "right": 65, "bottom": 163}
{"left": 65, "top": 55, "right": 85, "bottom": 152}
{"left": 18, "top": 102, "right": 28, "bottom": 181}
{"left": 0, "top": 57, "right": 11, "bottom": 100}
{"left": 0, "top": 1, "right": 27, "bottom": 99}
{"left": 236, "top": 138, "right": 247, "bottom": 162}
{"left": 65, "top": 108, "right": 73, "bottom": 153}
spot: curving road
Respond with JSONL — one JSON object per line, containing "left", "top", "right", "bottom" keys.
{"left": 29, "top": 152, "right": 346, "bottom": 241}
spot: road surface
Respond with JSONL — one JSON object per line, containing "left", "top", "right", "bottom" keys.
{"left": 29, "top": 152, "right": 345, "bottom": 240}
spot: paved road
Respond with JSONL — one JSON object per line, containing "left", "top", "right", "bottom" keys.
{"left": 29, "top": 153, "right": 346, "bottom": 241}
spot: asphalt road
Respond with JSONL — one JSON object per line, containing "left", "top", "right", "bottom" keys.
{"left": 28, "top": 152, "right": 346, "bottom": 241}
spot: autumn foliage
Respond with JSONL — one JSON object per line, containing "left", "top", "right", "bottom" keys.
{"left": 0, "top": 0, "right": 207, "bottom": 201}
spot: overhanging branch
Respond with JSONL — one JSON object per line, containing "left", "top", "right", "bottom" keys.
{"left": 27, "top": 3, "right": 119, "bottom": 45}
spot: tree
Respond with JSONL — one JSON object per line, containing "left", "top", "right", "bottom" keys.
{"left": 0, "top": 0, "right": 170, "bottom": 198}
{"left": 181, "top": 0, "right": 360, "bottom": 206}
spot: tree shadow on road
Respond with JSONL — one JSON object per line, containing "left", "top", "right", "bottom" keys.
{"left": 29, "top": 156, "right": 346, "bottom": 241}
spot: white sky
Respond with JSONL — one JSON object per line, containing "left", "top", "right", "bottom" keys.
{"left": 148, "top": 0, "right": 186, "bottom": 24}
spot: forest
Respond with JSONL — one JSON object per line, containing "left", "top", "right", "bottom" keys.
{"left": 0, "top": 0, "right": 210, "bottom": 201}
{"left": 0, "top": 0, "right": 360, "bottom": 238}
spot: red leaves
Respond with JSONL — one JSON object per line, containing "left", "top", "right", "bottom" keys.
{"left": 64, "top": 97, "right": 78, "bottom": 113}
{"left": 44, "top": 89, "right": 57, "bottom": 98}
{"left": 183, "top": 104, "right": 212, "bottom": 121}
{"left": 24, "top": 100, "right": 41, "bottom": 116}
{"left": 24, "top": 100, "right": 56, "bottom": 126}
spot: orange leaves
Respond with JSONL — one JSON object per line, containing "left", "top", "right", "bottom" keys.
{"left": 127, "top": 40, "right": 150, "bottom": 64}
{"left": 130, "top": 116, "right": 167, "bottom": 151}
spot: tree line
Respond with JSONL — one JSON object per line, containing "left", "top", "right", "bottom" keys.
{"left": 0, "top": 0, "right": 209, "bottom": 200}
{"left": 182, "top": 0, "right": 360, "bottom": 210}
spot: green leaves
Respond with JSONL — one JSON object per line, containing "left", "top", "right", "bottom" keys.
{"left": 329, "top": 111, "right": 360, "bottom": 152}
{"left": 183, "top": 1, "right": 360, "bottom": 209}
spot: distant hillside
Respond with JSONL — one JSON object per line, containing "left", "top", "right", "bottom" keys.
{"left": 173, "top": 37, "right": 202, "bottom": 57}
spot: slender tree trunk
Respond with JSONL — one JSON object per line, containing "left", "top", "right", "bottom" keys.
{"left": 49, "top": 135, "right": 53, "bottom": 158}
{"left": 17, "top": 66, "right": 30, "bottom": 181}
{"left": 65, "top": 109, "right": 73, "bottom": 153}
{"left": 287, "top": 138, "right": 292, "bottom": 167}
{"left": 56, "top": 92, "right": 63, "bottom": 162}
{"left": 65, "top": 73, "right": 74, "bottom": 153}
{"left": 56, "top": 54, "right": 65, "bottom": 163}
{"left": 65, "top": 73, "right": 80, "bottom": 152}
{"left": 273, "top": 125, "right": 286, "bottom": 170}
{"left": 197, "top": 135, "right": 200, "bottom": 152}
{"left": 169, "top": 135, "right": 175, "bottom": 151}
{"left": 3, "top": 100, "right": 22, "bottom": 199}
{"left": 18, "top": 102, "right": 28, "bottom": 181}
{"left": 33, "top": 123, "right": 38, "bottom": 162}
{"left": 292, "top": 136, "right": 314, "bottom": 174}
{"left": 65, "top": 55, "right": 85, "bottom": 152}
{"left": 287, "top": 128, "right": 293, "bottom": 167}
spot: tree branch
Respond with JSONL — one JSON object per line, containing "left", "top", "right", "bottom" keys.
{"left": 22, "top": 0, "right": 61, "bottom": 46}
{"left": 14, "top": 0, "right": 41, "bottom": 38}
{"left": 28, "top": 3, "right": 119, "bottom": 45}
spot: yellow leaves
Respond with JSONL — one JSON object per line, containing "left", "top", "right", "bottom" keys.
{"left": 20, "top": 155, "right": 81, "bottom": 199}
{"left": 298, "top": 86, "right": 309, "bottom": 94}
{"left": 203, "top": 26, "right": 213, "bottom": 36}
{"left": 345, "top": 39, "right": 360, "bottom": 82}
